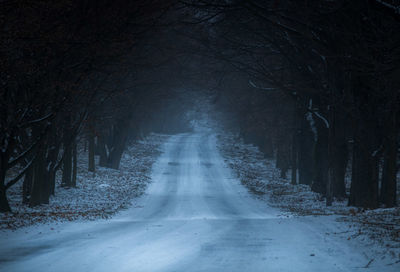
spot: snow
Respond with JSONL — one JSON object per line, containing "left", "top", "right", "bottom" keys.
{"left": 0, "top": 133, "right": 169, "bottom": 229}
{"left": 313, "top": 110, "right": 330, "bottom": 128}
{"left": 217, "top": 132, "right": 400, "bottom": 268}
{"left": 0, "top": 132, "right": 399, "bottom": 271}
{"left": 375, "top": 0, "right": 400, "bottom": 14}
{"left": 248, "top": 79, "right": 276, "bottom": 91}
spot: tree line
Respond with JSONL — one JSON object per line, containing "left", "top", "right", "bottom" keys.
{"left": 183, "top": 0, "right": 400, "bottom": 208}
{"left": 1, "top": 0, "right": 399, "bottom": 212}
{"left": 0, "top": 0, "right": 195, "bottom": 212}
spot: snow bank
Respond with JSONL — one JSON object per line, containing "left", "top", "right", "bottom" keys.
{"left": 0, "top": 134, "right": 169, "bottom": 230}
{"left": 217, "top": 133, "right": 400, "bottom": 263}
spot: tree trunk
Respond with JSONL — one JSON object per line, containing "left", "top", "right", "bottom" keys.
{"left": 276, "top": 140, "right": 289, "bottom": 179}
{"left": 98, "top": 134, "right": 108, "bottom": 167}
{"left": 0, "top": 187, "right": 10, "bottom": 212}
{"left": 348, "top": 118, "right": 380, "bottom": 208}
{"left": 0, "top": 159, "right": 11, "bottom": 212}
{"left": 109, "top": 143, "right": 125, "bottom": 170}
{"left": 47, "top": 146, "right": 59, "bottom": 196}
{"left": 108, "top": 121, "right": 129, "bottom": 170}
{"left": 46, "top": 124, "right": 60, "bottom": 196}
{"left": 88, "top": 130, "right": 95, "bottom": 172}
{"left": 62, "top": 143, "right": 72, "bottom": 187}
{"left": 298, "top": 114, "right": 315, "bottom": 185}
{"left": 61, "top": 115, "right": 73, "bottom": 187}
{"left": 262, "top": 134, "right": 274, "bottom": 159}
{"left": 30, "top": 148, "right": 45, "bottom": 207}
{"left": 311, "top": 120, "right": 329, "bottom": 195}
{"left": 291, "top": 132, "right": 297, "bottom": 185}
{"left": 72, "top": 140, "right": 77, "bottom": 187}
{"left": 348, "top": 77, "right": 381, "bottom": 208}
{"left": 22, "top": 167, "right": 33, "bottom": 204}
{"left": 331, "top": 137, "right": 348, "bottom": 198}
{"left": 49, "top": 170, "right": 56, "bottom": 196}
{"left": 380, "top": 106, "right": 398, "bottom": 207}
{"left": 41, "top": 168, "right": 51, "bottom": 205}
{"left": 329, "top": 106, "right": 348, "bottom": 199}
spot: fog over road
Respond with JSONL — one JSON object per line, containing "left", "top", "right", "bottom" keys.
{"left": 1, "top": 133, "right": 374, "bottom": 271}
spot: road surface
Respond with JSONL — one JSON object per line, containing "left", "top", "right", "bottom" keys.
{"left": 0, "top": 133, "right": 381, "bottom": 271}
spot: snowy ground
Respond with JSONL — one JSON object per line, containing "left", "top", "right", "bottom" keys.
{"left": 1, "top": 132, "right": 399, "bottom": 271}
{"left": 217, "top": 133, "right": 400, "bottom": 267}
{"left": 0, "top": 133, "right": 169, "bottom": 229}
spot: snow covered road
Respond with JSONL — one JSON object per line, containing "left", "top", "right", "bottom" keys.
{"left": 0, "top": 133, "right": 393, "bottom": 271}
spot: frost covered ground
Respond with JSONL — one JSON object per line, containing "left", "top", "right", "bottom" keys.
{"left": 217, "top": 133, "right": 400, "bottom": 266}
{"left": 0, "top": 134, "right": 169, "bottom": 230}
{"left": 0, "top": 132, "right": 399, "bottom": 271}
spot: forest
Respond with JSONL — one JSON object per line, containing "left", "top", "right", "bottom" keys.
{"left": 2, "top": 0, "right": 398, "bottom": 211}
{"left": 0, "top": 1, "right": 399, "bottom": 271}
